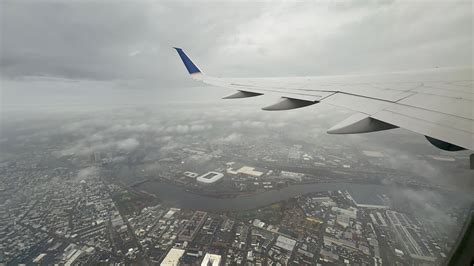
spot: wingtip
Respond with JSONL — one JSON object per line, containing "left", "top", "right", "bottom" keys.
{"left": 173, "top": 47, "right": 202, "bottom": 74}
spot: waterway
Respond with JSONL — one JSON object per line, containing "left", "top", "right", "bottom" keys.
{"left": 136, "top": 181, "right": 398, "bottom": 211}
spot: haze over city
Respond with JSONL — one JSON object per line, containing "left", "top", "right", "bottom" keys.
{"left": 1, "top": 0, "right": 473, "bottom": 265}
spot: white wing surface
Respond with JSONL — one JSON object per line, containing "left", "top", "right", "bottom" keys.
{"left": 174, "top": 48, "right": 473, "bottom": 151}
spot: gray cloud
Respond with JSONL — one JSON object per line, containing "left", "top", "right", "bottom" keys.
{"left": 0, "top": 1, "right": 266, "bottom": 86}
{"left": 1, "top": 0, "right": 472, "bottom": 108}
{"left": 76, "top": 166, "right": 99, "bottom": 182}
{"left": 4, "top": 102, "right": 473, "bottom": 191}
{"left": 391, "top": 188, "right": 472, "bottom": 230}
{"left": 1, "top": 0, "right": 472, "bottom": 191}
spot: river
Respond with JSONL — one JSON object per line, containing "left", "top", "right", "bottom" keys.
{"left": 136, "top": 181, "right": 396, "bottom": 211}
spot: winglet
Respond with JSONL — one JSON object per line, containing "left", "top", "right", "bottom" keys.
{"left": 173, "top": 47, "right": 202, "bottom": 74}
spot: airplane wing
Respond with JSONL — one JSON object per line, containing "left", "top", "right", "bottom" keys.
{"left": 174, "top": 47, "right": 474, "bottom": 151}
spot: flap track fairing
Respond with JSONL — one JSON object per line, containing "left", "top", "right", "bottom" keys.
{"left": 262, "top": 97, "right": 317, "bottom": 111}
{"left": 327, "top": 113, "right": 398, "bottom": 134}
{"left": 223, "top": 90, "right": 263, "bottom": 99}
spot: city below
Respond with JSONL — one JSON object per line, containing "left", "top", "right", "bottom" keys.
{"left": 1, "top": 106, "right": 472, "bottom": 265}
{"left": 2, "top": 0, "right": 473, "bottom": 264}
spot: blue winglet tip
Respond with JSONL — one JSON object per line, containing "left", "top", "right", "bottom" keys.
{"left": 173, "top": 47, "right": 201, "bottom": 74}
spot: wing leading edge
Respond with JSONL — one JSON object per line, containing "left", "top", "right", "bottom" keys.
{"left": 173, "top": 47, "right": 474, "bottom": 152}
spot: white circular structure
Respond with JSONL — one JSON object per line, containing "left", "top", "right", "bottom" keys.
{"left": 196, "top": 171, "right": 224, "bottom": 184}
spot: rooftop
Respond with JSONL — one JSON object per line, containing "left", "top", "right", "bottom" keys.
{"left": 201, "top": 253, "right": 221, "bottom": 266}
{"left": 275, "top": 235, "right": 297, "bottom": 252}
{"left": 161, "top": 248, "right": 185, "bottom": 266}
{"left": 196, "top": 172, "right": 224, "bottom": 184}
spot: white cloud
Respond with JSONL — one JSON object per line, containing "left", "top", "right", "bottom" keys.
{"left": 216, "top": 133, "right": 242, "bottom": 143}
{"left": 117, "top": 138, "right": 139, "bottom": 152}
{"left": 129, "top": 50, "right": 142, "bottom": 57}
{"left": 76, "top": 166, "right": 99, "bottom": 181}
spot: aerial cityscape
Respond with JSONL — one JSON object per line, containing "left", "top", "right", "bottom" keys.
{"left": 1, "top": 105, "right": 472, "bottom": 265}
{"left": 1, "top": 0, "right": 473, "bottom": 265}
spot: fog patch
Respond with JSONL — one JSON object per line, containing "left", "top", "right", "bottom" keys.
{"left": 76, "top": 166, "right": 99, "bottom": 182}
{"left": 117, "top": 138, "right": 139, "bottom": 152}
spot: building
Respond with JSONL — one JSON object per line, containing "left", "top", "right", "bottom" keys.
{"left": 196, "top": 172, "right": 224, "bottom": 184}
{"left": 312, "top": 196, "right": 337, "bottom": 207}
{"left": 275, "top": 235, "right": 297, "bottom": 252}
{"left": 227, "top": 166, "right": 264, "bottom": 177}
{"left": 331, "top": 207, "right": 357, "bottom": 219}
{"left": 178, "top": 211, "right": 208, "bottom": 241}
{"left": 184, "top": 171, "right": 199, "bottom": 178}
{"left": 347, "top": 190, "right": 390, "bottom": 209}
{"left": 336, "top": 215, "right": 350, "bottom": 228}
{"left": 320, "top": 249, "right": 339, "bottom": 262}
{"left": 32, "top": 253, "right": 47, "bottom": 264}
{"left": 280, "top": 171, "right": 304, "bottom": 182}
{"left": 163, "top": 208, "right": 180, "bottom": 219}
{"left": 161, "top": 248, "right": 185, "bottom": 266}
{"left": 201, "top": 253, "right": 221, "bottom": 266}
{"left": 386, "top": 211, "right": 436, "bottom": 262}
{"left": 324, "top": 236, "right": 358, "bottom": 252}
{"left": 65, "top": 250, "right": 83, "bottom": 266}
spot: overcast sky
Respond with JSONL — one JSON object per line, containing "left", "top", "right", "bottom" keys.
{"left": 1, "top": 0, "right": 472, "bottom": 107}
